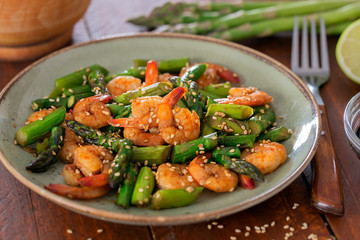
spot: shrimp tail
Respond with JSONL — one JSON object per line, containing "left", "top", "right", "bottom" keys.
{"left": 239, "top": 175, "right": 255, "bottom": 189}
{"left": 77, "top": 173, "right": 109, "bottom": 187}
{"left": 145, "top": 60, "right": 159, "bottom": 86}
{"left": 206, "top": 63, "right": 241, "bottom": 83}
{"left": 162, "top": 87, "right": 187, "bottom": 107}
{"left": 45, "top": 184, "right": 110, "bottom": 199}
{"left": 89, "top": 94, "right": 113, "bottom": 103}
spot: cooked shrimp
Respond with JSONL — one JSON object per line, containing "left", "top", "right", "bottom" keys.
{"left": 107, "top": 76, "right": 142, "bottom": 97}
{"left": 241, "top": 141, "right": 287, "bottom": 174}
{"left": 196, "top": 68, "right": 219, "bottom": 88}
{"left": 58, "top": 127, "right": 83, "bottom": 164}
{"left": 180, "top": 62, "right": 241, "bottom": 87}
{"left": 109, "top": 96, "right": 162, "bottom": 130}
{"left": 45, "top": 184, "right": 110, "bottom": 199}
{"left": 156, "top": 163, "right": 200, "bottom": 189}
{"left": 73, "top": 95, "right": 112, "bottom": 129}
{"left": 62, "top": 164, "right": 84, "bottom": 186}
{"left": 188, "top": 154, "right": 238, "bottom": 193}
{"left": 26, "top": 108, "right": 54, "bottom": 124}
{"left": 74, "top": 145, "right": 114, "bottom": 177}
{"left": 123, "top": 127, "right": 165, "bottom": 146}
{"left": 157, "top": 87, "right": 200, "bottom": 146}
{"left": 132, "top": 96, "right": 162, "bottom": 128}
{"left": 158, "top": 73, "right": 173, "bottom": 84}
{"left": 205, "top": 63, "right": 241, "bottom": 83}
{"left": 215, "top": 87, "right": 273, "bottom": 107}
{"left": 180, "top": 64, "right": 219, "bottom": 88}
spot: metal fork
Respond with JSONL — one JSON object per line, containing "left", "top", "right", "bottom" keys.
{"left": 291, "top": 17, "right": 344, "bottom": 216}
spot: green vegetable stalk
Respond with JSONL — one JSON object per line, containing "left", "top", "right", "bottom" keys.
{"left": 131, "top": 167, "right": 155, "bottom": 206}
{"left": 212, "top": 2, "right": 360, "bottom": 41}
{"left": 218, "top": 134, "right": 257, "bottom": 148}
{"left": 26, "top": 126, "right": 65, "bottom": 172}
{"left": 108, "top": 138, "right": 133, "bottom": 189}
{"left": 171, "top": 132, "right": 218, "bottom": 164}
{"left": 131, "top": 145, "right": 171, "bottom": 166}
{"left": 114, "top": 82, "right": 173, "bottom": 105}
{"left": 215, "top": 155, "right": 264, "bottom": 182}
{"left": 117, "top": 162, "right": 138, "bottom": 208}
{"left": 49, "top": 64, "right": 109, "bottom": 98}
{"left": 206, "top": 104, "right": 253, "bottom": 120}
{"left": 15, "top": 107, "right": 66, "bottom": 146}
{"left": 257, "top": 126, "right": 292, "bottom": 142}
{"left": 150, "top": 187, "right": 204, "bottom": 210}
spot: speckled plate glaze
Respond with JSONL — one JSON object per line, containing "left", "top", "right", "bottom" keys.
{"left": 0, "top": 33, "right": 321, "bottom": 226}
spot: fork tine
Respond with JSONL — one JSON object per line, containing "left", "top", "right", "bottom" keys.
{"left": 320, "top": 19, "right": 330, "bottom": 72}
{"left": 291, "top": 16, "right": 299, "bottom": 71}
{"left": 301, "top": 17, "right": 309, "bottom": 69}
{"left": 310, "top": 18, "right": 319, "bottom": 69}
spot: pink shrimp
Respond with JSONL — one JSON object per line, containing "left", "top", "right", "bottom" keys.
{"left": 241, "top": 141, "right": 287, "bottom": 175}
{"left": 107, "top": 76, "right": 142, "bottom": 97}
{"left": 157, "top": 87, "right": 200, "bottom": 146}
{"left": 215, "top": 87, "right": 273, "bottom": 107}
{"left": 73, "top": 94, "right": 113, "bottom": 129}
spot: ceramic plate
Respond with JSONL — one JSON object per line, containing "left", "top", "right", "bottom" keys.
{"left": 0, "top": 33, "right": 320, "bottom": 225}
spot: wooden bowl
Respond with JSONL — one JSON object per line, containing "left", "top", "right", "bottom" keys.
{"left": 0, "top": 0, "right": 90, "bottom": 61}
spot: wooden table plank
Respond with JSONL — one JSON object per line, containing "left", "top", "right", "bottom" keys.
{"left": 151, "top": 177, "right": 332, "bottom": 240}
{"left": 30, "top": 191, "right": 152, "bottom": 240}
{"left": 0, "top": 166, "right": 39, "bottom": 240}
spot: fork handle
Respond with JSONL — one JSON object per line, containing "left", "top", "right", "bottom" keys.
{"left": 312, "top": 105, "right": 344, "bottom": 216}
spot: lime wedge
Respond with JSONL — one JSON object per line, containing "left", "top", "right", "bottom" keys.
{"left": 336, "top": 19, "right": 360, "bottom": 84}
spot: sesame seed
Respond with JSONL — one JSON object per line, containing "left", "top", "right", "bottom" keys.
{"left": 244, "top": 232, "right": 250, "bottom": 237}
{"left": 138, "top": 188, "right": 144, "bottom": 192}
{"left": 207, "top": 224, "right": 212, "bottom": 230}
{"left": 217, "top": 225, "right": 224, "bottom": 229}
{"left": 307, "top": 233, "right": 318, "bottom": 240}
{"left": 286, "top": 216, "right": 290, "bottom": 221}
{"left": 230, "top": 236, "right": 237, "bottom": 240}
{"left": 283, "top": 225, "right": 289, "bottom": 229}
{"left": 187, "top": 176, "right": 193, "bottom": 182}
{"left": 246, "top": 226, "right": 251, "bottom": 231}
{"left": 271, "top": 221, "right": 276, "bottom": 227}
{"left": 125, "top": 145, "right": 131, "bottom": 149}
{"left": 301, "top": 223, "right": 308, "bottom": 230}
{"left": 290, "top": 227, "right": 294, "bottom": 232}
{"left": 230, "top": 149, "right": 235, "bottom": 153}
{"left": 235, "top": 228, "right": 241, "bottom": 233}
{"left": 186, "top": 186, "right": 194, "bottom": 193}
{"left": 67, "top": 229, "right": 73, "bottom": 234}
{"left": 212, "top": 221, "right": 218, "bottom": 226}
{"left": 97, "top": 228, "right": 103, "bottom": 233}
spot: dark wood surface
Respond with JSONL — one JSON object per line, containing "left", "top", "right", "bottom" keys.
{"left": 1, "top": 1, "right": 360, "bottom": 239}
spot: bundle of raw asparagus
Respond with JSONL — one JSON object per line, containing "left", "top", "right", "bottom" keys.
{"left": 127, "top": 0, "right": 360, "bottom": 41}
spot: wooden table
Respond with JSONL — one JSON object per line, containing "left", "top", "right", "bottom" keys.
{"left": 1, "top": 1, "right": 360, "bottom": 239}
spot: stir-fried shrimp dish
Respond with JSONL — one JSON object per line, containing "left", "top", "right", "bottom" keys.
{"left": 15, "top": 58, "right": 292, "bottom": 210}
